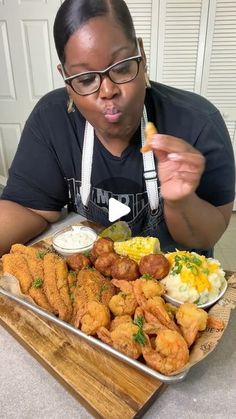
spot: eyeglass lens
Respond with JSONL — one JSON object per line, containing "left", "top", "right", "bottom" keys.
{"left": 71, "top": 59, "right": 139, "bottom": 95}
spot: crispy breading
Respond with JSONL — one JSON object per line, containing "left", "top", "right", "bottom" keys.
{"left": 55, "top": 257, "right": 73, "bottom": 320}
{"left": 43, "top": 253, "right": 70, "bottom": 321}
{"left": 72, "top": 268, "right": 115, "bottom": 327}
{"left": 2, "top": 253, "right": 32, "bottom": 293}
{"left": 10, "top": 243, "right": 41, "bottom": 258}
{"left": 26, "top": 255, "right": 55, "bottom": 313}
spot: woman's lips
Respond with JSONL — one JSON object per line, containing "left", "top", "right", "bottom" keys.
{"left": 104, "top": 108, "right": 122, "bottom": 123}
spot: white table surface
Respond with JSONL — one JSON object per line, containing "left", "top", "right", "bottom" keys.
{"left": 1, "top": 212, "right": 236, "bottom": 419}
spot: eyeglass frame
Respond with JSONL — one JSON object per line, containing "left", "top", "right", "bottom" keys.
{"left": 61, "top": 38, "right": 143, "bottom": 96}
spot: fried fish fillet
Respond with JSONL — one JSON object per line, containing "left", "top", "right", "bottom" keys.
{"left": 43, "top": 253, "right": 71, "bottom": 321}
{"left": 2, "top": 253, "right": 32, "bottom": 293}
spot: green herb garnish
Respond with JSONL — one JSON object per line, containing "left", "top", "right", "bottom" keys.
{"left": 32, "top": 277, "right": 43, "bottom": 288}
{"left": 36, "top": 250, "right": 47, "bottom": 260}
{"left": 133, "top": 329, "right": 146, "bottom": 345}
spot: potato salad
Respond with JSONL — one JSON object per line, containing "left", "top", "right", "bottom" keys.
{"left": 161, "top": 251, "right": 225, "bottom": 305}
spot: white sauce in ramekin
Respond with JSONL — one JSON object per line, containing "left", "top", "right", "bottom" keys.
{"left": 52, "top": 226, "right": 97, "bottom": 256}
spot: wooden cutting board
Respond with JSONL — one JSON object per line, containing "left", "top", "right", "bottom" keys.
{"left": 0, "top": 225, "right": 166, "bottom": 418}
{"left": 0, "top": 295, "right": 165, "bottom": 418}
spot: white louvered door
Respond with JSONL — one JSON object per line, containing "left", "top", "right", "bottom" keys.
{"left": 0, "top": 0, "right": 63, "bottom": 185}
{"left": 200, "top": 0, "right": 236, "bottom": 211}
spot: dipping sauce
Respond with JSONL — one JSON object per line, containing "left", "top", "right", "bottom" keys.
{"left": 52, "top": 225, "right": 97, "bottom": 256}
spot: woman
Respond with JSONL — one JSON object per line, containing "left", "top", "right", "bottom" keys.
{"left": 0, "top": 0, "right": 235, "bottom": 257}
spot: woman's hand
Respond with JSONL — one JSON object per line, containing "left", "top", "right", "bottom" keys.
{"left": 150, "top": 134, "right": 205, "bottom": 202}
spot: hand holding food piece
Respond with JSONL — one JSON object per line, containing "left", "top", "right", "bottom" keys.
{"left": 140, "top": 122, "right": 158, "bottom": 153}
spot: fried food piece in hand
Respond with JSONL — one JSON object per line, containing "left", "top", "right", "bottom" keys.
{"left": 66, "top": 253, "right": 91, "bottom": 271}
{"left": 110, "top": 257, "right": 140, "bottom": 281}
{"left": 43, "top": 253, "right": 71, "bottom": 321}
{"left": 176, "top": 303, "right": 208, "bottom": 347}
{"left": 139, "top": 254, "right": 170, "bottom": 280}
{"left": 91, "top": 237, "right": 114, "bottom": 260}
{"left": 142, "top": 329, "right": 189, "bottom": 375}
{"left": 140, "top": 122, "right": 158, "bottom": 153}
{"left": 109, "top": 279, "right": 138, "bottom": 316}
{"left": 80, "top": 301, "right": 111, "bottom": 335}
{"left": 95, "top": 252, "right": 120, "bottom": 276}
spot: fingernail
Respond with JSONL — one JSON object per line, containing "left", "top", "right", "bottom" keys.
{"left": 168, "top": 153, "right": 181, "bottom": 161}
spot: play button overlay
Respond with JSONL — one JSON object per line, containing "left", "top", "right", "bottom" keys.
{"left": 108, "top": 198, "right": 131, "bottom": 222}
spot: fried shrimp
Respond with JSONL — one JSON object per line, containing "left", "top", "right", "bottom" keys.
{"left": 144, "top": 296, "right": 180, "bottom": 332}
{"left": 133, "top": 276, "right": 165, "bottom": 306}
{"left": 97, "top": 322, "right": 143, "bottom": 359}
{"left": 80, "top": 301, "right": 111, "bottom": 335}
{"left": 139, "top": 254, "right": 170, "bottom": 280}
{"left": 140, "top": 121, "right": 157, "bottom": 153}
{"left": 108, "top": 279, "right": 138, "bottom": 316}
{"left": 72, "top": 268, "right": 115, "bottom": 327}
{"left": 110, "top": 257, "right": 140, "bottom": 281}
{"left": 176, "top": 303, "right": 208, "bottom": 347}
{"left": 142, "top": 329, "right": 189, "bottom": 375}
{"left": 95, "top": 252, "right": 120, "bottom": 276}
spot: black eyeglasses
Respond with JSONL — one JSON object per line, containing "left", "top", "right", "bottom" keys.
{"left": 61, "top": 39, "right": 142, "bottom": 96}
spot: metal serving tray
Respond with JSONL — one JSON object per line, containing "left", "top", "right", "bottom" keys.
{"left": 0, "top": 286, "right": 189, "bottom": 384}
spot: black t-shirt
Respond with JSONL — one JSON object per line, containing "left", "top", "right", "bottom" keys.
{"left": 2, "top": 82, "right": 235, "bottom": 253}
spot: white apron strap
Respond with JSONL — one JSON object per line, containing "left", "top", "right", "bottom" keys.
{"left": 80, "top": 106, "right": 159, "bottom": 211}
{"left": 141, "top": 107, "right": 159, "bottom": 211}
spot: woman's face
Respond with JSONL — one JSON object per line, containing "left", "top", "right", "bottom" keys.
{"left": 63, "top": 16, "right": 146, "bottom": 142}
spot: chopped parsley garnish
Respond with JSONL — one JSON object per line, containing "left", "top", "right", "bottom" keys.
{"left": 36, "top": 250, "right": 47, "bottom": 260}
{"left": 133, "top": 315, "right": 146, "bottom": 346}
{"left": 141, "top": 273, "right": 154, "bottom": 280}
{"left": 32, "top": 277, "right": 43, "bottom": 288}
{"left": 133, "top": 329, "right": 146, "bottom": 346}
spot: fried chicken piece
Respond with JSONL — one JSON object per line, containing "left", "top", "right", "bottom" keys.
{"left": 43, "top": 253, "right": 70, "bottom": 321}
{"left": 176, "top": 303, "right": 208, "bottom": 347}
{"left": 140, "top": 122, "right": 158, "bottom": 153}
{"left": 110, "top": 257, "right": 140, "bottom": 281}
{"left": 139, "top": 254, "right": 170, "bottom": 280}
{"left": 142, "top": 329, "right": 189, "bottom": 375}
{"left": 66, "top": 253, "right": 91, "bottom": 271}
{"left": 80, "top": 301, "right": 111, "bottom": 335}
{"left": 95, "top": 252, "right": 120, "bottom": 276}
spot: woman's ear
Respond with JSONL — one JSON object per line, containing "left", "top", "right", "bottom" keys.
{"left": 137, "top": 37, "right": 151, "bottom": 88}
{"left": 137, "top": 37, "right": 147, "bottom": 67}
{"left": 57, "top": 64, "right": 63, "bottom": 77}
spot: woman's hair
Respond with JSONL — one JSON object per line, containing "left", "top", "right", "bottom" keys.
{"left": 53, "top": 0, "right": 136, "bottom": 64}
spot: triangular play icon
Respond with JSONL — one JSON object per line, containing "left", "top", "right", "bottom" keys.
{"left": 108, "top": 197, "right": 131, "bottom": 222}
